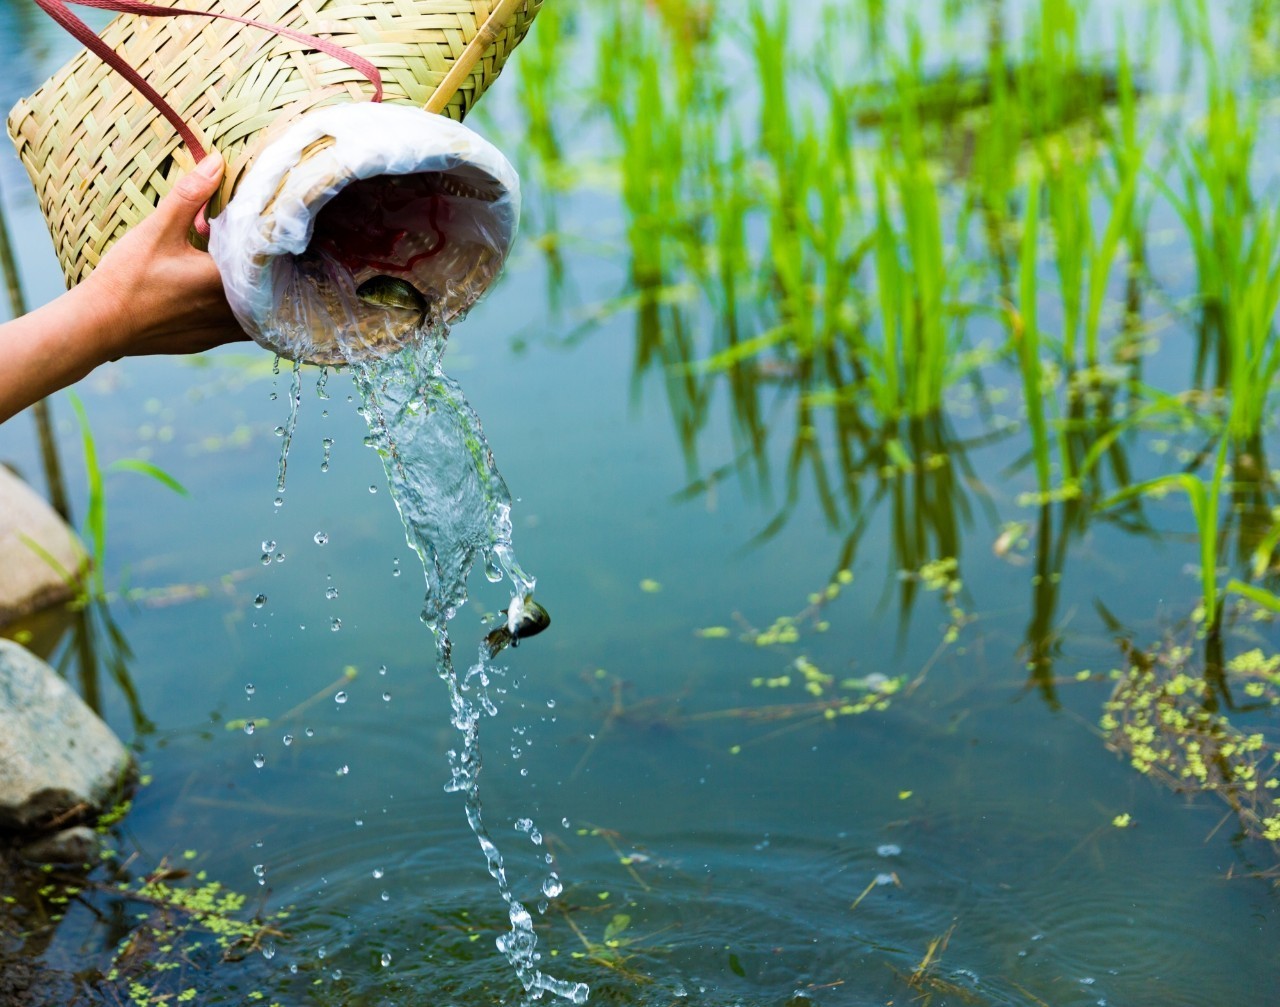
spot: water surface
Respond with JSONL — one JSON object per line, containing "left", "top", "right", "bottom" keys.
{"left": 1, "top": 1, "right": 1278, "bottom": 1004}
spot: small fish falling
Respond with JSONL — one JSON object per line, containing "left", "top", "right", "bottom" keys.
{"left": 484, "top": 596, "right": 551, "bottom": 658}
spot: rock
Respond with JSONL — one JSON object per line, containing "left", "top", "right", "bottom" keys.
{"left": 18, "top": 826, "right": 99, "bottom": 866}
{"left": 0, "top": 465, "right": 86, "bottom": 627}
{"left": 0, "top": 640, "right": 133, "bottom": 833}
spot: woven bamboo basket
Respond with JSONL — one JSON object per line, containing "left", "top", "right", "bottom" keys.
{"left": 7, "top": 0, "right": 541, "bottom": 288}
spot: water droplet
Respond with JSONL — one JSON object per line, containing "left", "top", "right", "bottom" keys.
{"left": 515, "top": 818, "right": 533, "bottom": 833}
{"left": 260, "top": 553, "right": 272, "bottom": 566}
{"left": 253, "top": 594, "right": 267, "bottom": 609}
{"left": 379, "top": 664, "right": 388, "bottom": 675}
{"left": 273, "top": 425, "right": 285, "bottom": 437}
{"left": 520, "top": 767, "right": 529, "bottom": 776}
{"left": 326, "top": 586, "right": 339, "bottom": 600}
{"left": 369, "top": 484, "right": 378, "bottom": 494}
{"left": 392, "top": 559, "right": 401, "bottom": 577}
{"left": 314, "top": 531, "right": 329, "bottom": 546}
{"left": 317, "top": 947, "right": 326, "bottom": 959}
{"left": 283, "top": 734, "right": 294, "bottom": 746}
{"left": 289, "top": 963, "right": 298, "bottom": 974}
{"left": 275, "top": 552, "right": 285, "bottom": 563}
{"left": 274, "top": 497, "right": 284, "bottom": 509}
{"left": 252, "top": 864, "right": 265, "bottom": 877}
{"left": 546, "top": 699, "right": 556, "bottom": 709}
{"left": 331, "top": 970, "right": 342, "bottom": 981}
{"left": 355, "top": 818, "right": 364, "bottom": 827}
{"left": 876, "top": 844, "right": 901, "bottom": 858}
{"left": 245, "top": 683, "right": 256, "bottom": 696}
{"left": 372, "top": 867, "right": 384, "bottom": 879}
{"left": 253, "top": 753, "right": 265, "bottom": 769}
{"left": 305, "top": 727, "right": 315, "bottom": 737}
{"left": 380, "top": 952, "right": 392, "bottom": 967}
{"left": 382, "top": 692, "right": 391, "bottom": 702}
{"left": 269, "top": 391, "right": 278, "bottom": 401}
{"left": 322, "top": 437, "right": 334, "bottom": 449}
{"left": 380, "top": 890, "right": 390, "bottom": 902}
{"left": 337, "top": 764, "right": 349, "bottom": 775}
{"left": 261, "top": 540, "right": 277, "bottom": 553}
{"left": 262, "top": 942, "right": 276, "bottom": 960}
{"left": 335, "top": 691, "right": 348, "bottom": 704}
{"left": 561, "top": 817, "right": 571, "bottom": 829}
{"left": 530, "top": 829, "right": 543, "bottom": 844}
{"left": 330, "top": 618, "right": 342, "bottom": 632}
{"left": 541, "top": 875, "right": 563, "bottom": 898}
{"left": 244, "top": 721, "right": 255, "bottom": 736}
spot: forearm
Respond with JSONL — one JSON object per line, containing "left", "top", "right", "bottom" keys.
{"left": 0, "top": 282, "right": 114, "bottom": 424}
{"left": 0, "top": 155, "right": 249, "bottom": 426}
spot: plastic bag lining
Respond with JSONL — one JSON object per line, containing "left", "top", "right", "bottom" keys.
{"left": 208, "top": 104, "right": 520, "bottom": 366}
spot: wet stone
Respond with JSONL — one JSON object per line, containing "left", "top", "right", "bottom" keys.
{"left": 0, "top": 466, "right": 87, "bottom": 627}
{"left": 0, "top": 640, "right": 133, "bottom": 834}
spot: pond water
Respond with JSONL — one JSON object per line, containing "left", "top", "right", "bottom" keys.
{"left": 2, "top": 0, "right": 1280, "bottom": 1004}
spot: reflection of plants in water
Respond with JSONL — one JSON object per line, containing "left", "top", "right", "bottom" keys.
{"left": 512, "top": 0, "right": 1280, "bottom": 569}
{"left": 12, "top": 394, "right": 191, "bottom": 735}
{"left": 1101, "top": 634, "right": 1280, "bottom": 869}
{"left": 549, "top": 0, "right": 1180, "bottom": 658}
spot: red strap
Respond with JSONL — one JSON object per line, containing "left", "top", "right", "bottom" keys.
{"left": 31, "top": 0, "right": 383, "bottom": 237}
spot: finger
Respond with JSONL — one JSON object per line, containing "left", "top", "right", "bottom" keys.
{"left": 153, "top": 154, "right": 225, "bottom": 237}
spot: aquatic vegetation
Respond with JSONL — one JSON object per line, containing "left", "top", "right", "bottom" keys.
{"left": 891, "top": 923, "right": 987, "bottom": 1006}
{"left": 223, "top": 664, "right": 358, "bottom": 735}
{"left": 1101, "top": 637, "right": 1280, "bottom": 863}
{"left": 1, "top": 837, "right": 288, "bottom": 1007}
{"left": 12, "top": 0, "right": 1280, "bottom": 1001}
{"left": 688, "top": 573, "right": 912, "bottom": 748}
{"left": 57, "top": 394, "right": 186, "bottom": 601}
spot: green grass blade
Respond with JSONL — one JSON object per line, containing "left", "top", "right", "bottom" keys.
{"left": 107, "top": 459, "right": 190, "bottom": 497}
{"left": 67, "top": 391, "right": 106, "bottom": 592}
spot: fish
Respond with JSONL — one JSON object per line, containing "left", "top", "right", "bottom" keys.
{"left": 356, "top": 275, "right": 428, "bottom": 316}
{"left": 484, "top": 596, "right": 551, "bottom": 658}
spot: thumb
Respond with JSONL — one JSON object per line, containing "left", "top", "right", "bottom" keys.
{"left": 154, "top": 154, "right": 225, "bottom": 233}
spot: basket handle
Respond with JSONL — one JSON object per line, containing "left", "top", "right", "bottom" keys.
{"left": 31, "top": 0, "right": 384, "bottom": 237}
{"left": 424, "top": 0, "right": 526, "bottom": 114}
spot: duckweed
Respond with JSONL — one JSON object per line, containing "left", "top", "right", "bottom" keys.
{"left": 1101, "top": 640, "right": 1280, "bottom": 860}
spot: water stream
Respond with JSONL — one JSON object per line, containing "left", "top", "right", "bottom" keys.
{"left": 277, "top": 330, "right": 589, "bottom": 1003}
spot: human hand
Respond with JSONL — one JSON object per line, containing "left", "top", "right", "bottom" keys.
{"left": 81, "top": 153, "right": 248, "bottom": 362}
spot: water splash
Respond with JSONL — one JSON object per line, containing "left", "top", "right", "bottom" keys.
{"left": 276, "top": 360, "right": 303, "bottom": 494}
{"left": 353, "top": 333, "right": 588, "bottom": 1005}
{"left": 351, "top": 336, "right": 532, "bottom": 625}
